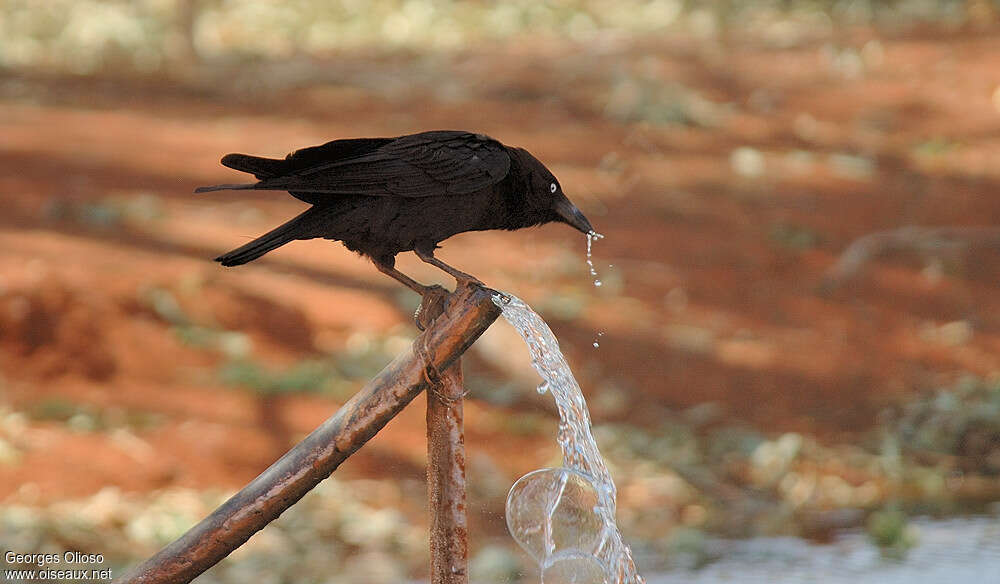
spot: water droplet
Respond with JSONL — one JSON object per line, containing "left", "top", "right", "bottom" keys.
{"left": 592, "top": 342, "right": 600, "bottom": 348}
{"left": 493, "top": 293, "right": 512, "bottom": 305}
{"left": 537, "top": 381, "right": 550, "bottom": 395}
{"left": 594, "top": 280, "right": 602, "bottom": 287}
{"left": 585, "top": 231, "right": 605, "bottom": 288}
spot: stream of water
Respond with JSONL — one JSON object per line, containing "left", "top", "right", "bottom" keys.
{"left": 487, "top": 285, "right": 1000, "bottom": 584}
{"left": 493, "top": 292, "right": 643, "bottom": 584}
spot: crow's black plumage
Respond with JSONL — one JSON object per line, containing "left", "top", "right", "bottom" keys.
{"left": 196, "top": 130, "right": 595, "bottom": 293}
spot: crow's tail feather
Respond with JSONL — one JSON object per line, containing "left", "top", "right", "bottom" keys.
{"left": 215, "top": 209, "right": 316, "bottom": 266}
{"left": 221, "top": 153, "right": 289, "bottom": 178}
{"left": 195, "top": 179, "right": 296, "bottom": 194}
{"left": 194, "top": 183, "right": 258, "bottom": 193}
{"left": 195, "top": 152, "right": 294, "bottom": 193}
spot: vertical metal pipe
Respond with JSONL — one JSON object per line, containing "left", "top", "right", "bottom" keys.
{"left": 427, "top": 363, "right": 469, "bottom": 584}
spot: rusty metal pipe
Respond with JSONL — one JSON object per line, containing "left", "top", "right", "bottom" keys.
{"left": 427, "top": 362, "right": 468, "bottom": 584}
{"left": 117, "top": 283, "right": 501, "bottom": 584}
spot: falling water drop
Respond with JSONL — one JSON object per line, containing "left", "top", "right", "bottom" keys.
{"left": 537, "top": 380, "right": 551, "bottom": 395}
{"left": 586, "top": 231, "right": 605, "bottom": 288}
{"left": 592, "top": 332, "right": 604, "bottom": 349}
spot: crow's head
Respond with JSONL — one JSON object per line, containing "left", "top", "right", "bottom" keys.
{"left": 514, "top": 148, "right": 595, "bottom": 235}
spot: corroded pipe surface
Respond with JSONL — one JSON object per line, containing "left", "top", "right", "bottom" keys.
{"left": 427, "top": 363, "right": 468, "bottom": 584}
{"left": 118, "top": 283, "right": 500, "bottom": 584}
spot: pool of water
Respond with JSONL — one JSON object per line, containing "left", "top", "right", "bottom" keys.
{"left": 648, "top": 515, "right": 1000, "bottom": 584}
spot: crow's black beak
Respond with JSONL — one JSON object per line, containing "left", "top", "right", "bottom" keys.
{"left": 554, "top": 197, "right": 594, "bottom": 235}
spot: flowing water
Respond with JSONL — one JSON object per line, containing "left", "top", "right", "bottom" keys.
{"left": 492, "top": 292, "right": 643, "bottom": 584}
{"left": 488, "top": 292, "right": 1000, "bottom": 584}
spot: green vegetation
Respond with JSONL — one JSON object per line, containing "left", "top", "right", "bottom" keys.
{"left": 867, "top": 506, "right": 918, "bottom": 558}
{"left": 583, "top": 375, "right": 1000, "bottom": 555}
{"left": 0, "top": 480, "right": 435, "bottom": 584}
{"left": 44, "top": 194, "right": 165, "bottom": 229}
{"left": 886, "top": 376, "right": 1000, "bottom": 475}
{"left": 217, "top": 359, "right": 337, "bottom": 396}
{"left": 27, "top": 398, "right": 163, "bottom": 432}
{"left": 138, "top": 284, "right": 395, "bottom": 399}
{"left": 769, "top": 222, "right": 821, "bottom": 251}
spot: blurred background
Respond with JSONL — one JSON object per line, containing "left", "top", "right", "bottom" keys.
{"left": 2, "top": 1, "right": 1000, "bottom": 582}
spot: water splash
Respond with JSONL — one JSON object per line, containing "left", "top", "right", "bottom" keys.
{"left": 586, "top": 231, "right": 605, "bottom": 288}
{"left": 492, "top": 292, "right": 644, "bottom": 584}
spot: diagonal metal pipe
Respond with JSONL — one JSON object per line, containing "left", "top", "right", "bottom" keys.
{"left": 117, "top": 283, "right": 501, "bottom": 584}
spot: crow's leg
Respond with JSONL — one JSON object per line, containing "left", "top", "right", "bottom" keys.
{"left": 413, "top": 245, "right": 483, "bottom": 288}
{"left": 374, "top": 257, "right": 436, "bottom": 295}
{"left": 374, "top": 257, "right": 447, "bottom": 331}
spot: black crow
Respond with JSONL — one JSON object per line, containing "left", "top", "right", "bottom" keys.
{"left": 196, "top": 130, "right": 595, "bottom": 293}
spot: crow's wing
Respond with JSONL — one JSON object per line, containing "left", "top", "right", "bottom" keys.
{"left": 255, "top": 131, "right": 511, "bottom": 197}
{"left": 222, "top": 138, "right": 394, "bottom": 179}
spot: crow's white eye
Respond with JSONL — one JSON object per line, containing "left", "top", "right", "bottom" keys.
{"left": 550, "top": 183, "right": 557, "bottom": 193}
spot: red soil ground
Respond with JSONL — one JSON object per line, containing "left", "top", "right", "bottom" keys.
{"left": 2, "top": 26, "right": 1000, "bottom": 504}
